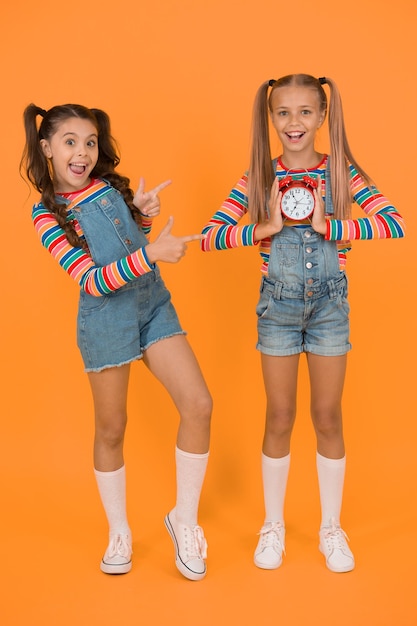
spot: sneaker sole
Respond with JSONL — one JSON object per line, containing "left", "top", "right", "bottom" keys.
{"left": 164, "top": 513, "right": 207, "bottom": 581}
{"left": 100, "top": 559, "right": 132, "bottom": 575}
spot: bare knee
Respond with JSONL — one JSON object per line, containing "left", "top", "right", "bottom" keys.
{"left": 311, "top": 406, "right": 343, "bottom": 441}
{"left": 265, "top": 406, "right": 296, "bottom": 439}
{"left": 176, "top": 389, "right": 212, "bottom": 453}
{"left": 95, "top": 412, "right": 127, "bottom": 449}
{"left": 186, "top": 390, "right": 212, "bottom": 423}
{"left": 178, "top": 389, "right": 212, "bottom": 435}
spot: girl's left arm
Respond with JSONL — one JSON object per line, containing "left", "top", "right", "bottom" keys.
{"left": 325, "top": 164, "right": 405, "bottom": 241}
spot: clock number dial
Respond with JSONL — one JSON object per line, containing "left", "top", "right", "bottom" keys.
{"left": 279, "top": 175, "right": 317, "bottom": 221}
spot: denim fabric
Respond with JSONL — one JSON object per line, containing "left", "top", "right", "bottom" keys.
{"left": 256, "top": 225, "right": 351, "bottom": 357}
{"left": 74, "top": 188, "right": 184, "bottom": 371}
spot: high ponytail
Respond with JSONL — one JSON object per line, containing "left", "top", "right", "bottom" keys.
{"left": 248, "top": 81, "right": 275, "bottom": 223}
{"left": 20, "top": 104, "right": 52, "bottom": 195}
{"left": 324, "top": 77, "right": 373, "bottom": 218}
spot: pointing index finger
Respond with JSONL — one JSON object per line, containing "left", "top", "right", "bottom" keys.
{"left": 181, "top": 233, "right": 206, "bottom": 243}
{"left": 151, "top": 179, "right": 172, "bottom": 195}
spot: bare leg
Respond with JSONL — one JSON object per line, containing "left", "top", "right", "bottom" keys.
{"left": 88, "top": 364, "right": 131, "bottom": 472}
{"left": 254, "top": 354, "right": 300, "bottom": 570}
{"left": 307, "top": 353, "right": 354, "bottom": 572}
{"left": 307, "top": 353, "right": 347, "bottom": 525}
{"left": 144, "top": 334, "right": 212, "bottom": 581}
{"left": 143, "top": 335, "right": 212, "bottom": 453}
{"left": 261, "top": 353, "right": 300, "bottom": 457}
{"left": 87, "top": 364, "right": 132, "bottom": 574}
{"left": 307, "top": 353, "right": 347, "bottom": 458}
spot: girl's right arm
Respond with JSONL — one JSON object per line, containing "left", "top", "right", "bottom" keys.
{"left": 32, "top": 205, "right": 155, "bottom": 297}
{"left": 201, "top": 173, "right": 259, "bottom": 250}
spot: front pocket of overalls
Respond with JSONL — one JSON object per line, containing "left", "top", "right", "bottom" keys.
{"left": 256, "top": 282, "right": 274, "bottom": 319}
{"left": 330, "top": 274, "right": 350, "bottom": 314}
{"left": 276, "top": 243, "right": 300, "bottom": 267}
{"left": 79, "top": 290, "right": 115, "bottom": 314}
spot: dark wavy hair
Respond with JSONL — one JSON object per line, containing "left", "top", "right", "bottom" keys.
{"left": 20, "top": 103, "right": 142, "bottom": 248}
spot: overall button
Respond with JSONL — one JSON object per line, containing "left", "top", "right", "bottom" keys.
{"left": 307, "top": 278, "right": 314, "bottom": 285}
{"left": 306, "top": 246, "right": 313, "bottom": 253}
{"left": 306, "top": 262, "right": 313, "bottom": 269}
{"left": 307, "top": 291, "right": 314, "bottom": 297}
{"left": 304, "top": 231, "right": 312, "bottom": 238}
{"left": 125, "top": 238, "right": 132, "bottom": 245}
{"left": 101, "top": 198, "right": 109, "bottom": 206}
{"left": 114, "top": 218, "right": 120, "bottom": 224}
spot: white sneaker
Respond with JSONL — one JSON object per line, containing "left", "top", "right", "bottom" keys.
{"left": 164, "top": 509, "right": 207, "bottom": 581}
{"left": 254, "top": 521, "right": 286, "bottom": 569}
{"left": 100, "top": 533, "right": 132, "bottom": 574}
{"left": 319, "top": 519, "right": 355, "bottom": 573}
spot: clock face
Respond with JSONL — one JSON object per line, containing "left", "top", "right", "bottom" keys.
{"left": 281, "top": 185, "right": 315, "bottom": 220}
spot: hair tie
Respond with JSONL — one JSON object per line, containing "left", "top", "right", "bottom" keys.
{"left": 318, "top": 77, "right": 327, "bottom": 85}
{"left": 38, "top": 108, "right": 47, "bottom": 118}
{"left": 268, "top": 79, "right": 276, "bottom": 87}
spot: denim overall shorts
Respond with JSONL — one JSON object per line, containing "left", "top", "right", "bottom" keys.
{"left": 74, "top": 187, "right": 184, "bottom": 372}
{"left": 256, "top": 162, "right": 351, "bottom": 358}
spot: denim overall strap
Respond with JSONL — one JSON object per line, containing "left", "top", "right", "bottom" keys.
{"left": 324, "top": 155, "right": 334, "bottom": 215}
{"left": 71, "top": 188, "right": 148, "bottom": 266}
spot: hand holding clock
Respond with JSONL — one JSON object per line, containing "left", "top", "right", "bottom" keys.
{"left": 254, "top": 175, "right": 326, "bottom": 241}
{"left": 254, "top": 177, "right": 284, "bottom": 241}
{"left": 310, "top": 177, "right": 326, "bottom": 235}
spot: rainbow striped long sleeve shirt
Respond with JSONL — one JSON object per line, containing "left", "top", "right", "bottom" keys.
{"left": 201, "top": 155, "right": 405, "bottom": 273}
{"left": 32, "top": 179, "right": 154, "bottom": 296}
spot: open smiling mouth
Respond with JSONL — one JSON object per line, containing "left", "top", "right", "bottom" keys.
{"left": 69, "top": 163, "right": 87, "bottom": 175}
{"left": 285, "top": 132, "right": 305, "bottom": 140}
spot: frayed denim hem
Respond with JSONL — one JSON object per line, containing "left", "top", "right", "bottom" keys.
{"left": 83, "top": 330, "right": 187, "bottom": 373}
{"left": 142, "top": 329, "right": 187, "bottom": 353}
{"left": 84, "top": 354, "right": 143, "bottom": 373}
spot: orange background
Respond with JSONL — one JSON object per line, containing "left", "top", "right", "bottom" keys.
{"left": 1, "top": 0, "right": 416, "bottom": 624}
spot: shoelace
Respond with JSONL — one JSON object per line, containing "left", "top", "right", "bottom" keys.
{"left": 258, "top": 522, "right": 286, "bottom": 554}
{"left": 107, "top": 534, "right": 132, "bottom": 559}
{"left": 322, "top": 519, "right": 350, "bottom": 551}
{"left": 184, "top": 525, "right": 208, "bottom": 560}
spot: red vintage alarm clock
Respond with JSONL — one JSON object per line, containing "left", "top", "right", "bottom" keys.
{"left": 279, "top": 173, "right": 318, "bottom": 221}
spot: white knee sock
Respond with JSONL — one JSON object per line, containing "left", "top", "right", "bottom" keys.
{"left": 316, "top": 452, "right": 346, "bottom": 528}
{"left": 175, "top": 446, "right": 209, "bottom": 526}
{"left": 262, "top": 452, "right": 291, "bottom": 524}
{"left": 94, "top": 465, "right": 130, "bottom": 537}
